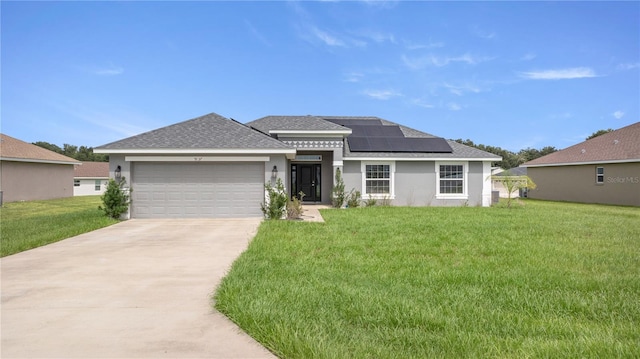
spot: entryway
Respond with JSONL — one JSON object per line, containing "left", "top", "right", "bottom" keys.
{"left": 291, "top": 163, "right": 321, "bottom": 202}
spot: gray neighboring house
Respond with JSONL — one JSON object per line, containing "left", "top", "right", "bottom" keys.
{"left": 95, "top": 113, "right": 500, "bottom": 219}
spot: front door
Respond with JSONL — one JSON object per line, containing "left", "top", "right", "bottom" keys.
{"left": 292, "top": 164, "right": 321, "bottom": 202}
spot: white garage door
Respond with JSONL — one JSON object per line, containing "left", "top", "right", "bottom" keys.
{"left": 132, "top": 162, "right": 264, "bottom": 218}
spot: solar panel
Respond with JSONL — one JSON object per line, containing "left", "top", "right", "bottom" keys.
{"left": 349, "top": 136, "right": 453, "bottom": 153}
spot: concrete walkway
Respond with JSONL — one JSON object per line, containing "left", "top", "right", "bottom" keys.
{"left": 299, "top": 205, "right": 330, "bottom": 222}
{"left": 1, "top": 219, "right": 276, "bottom": 359}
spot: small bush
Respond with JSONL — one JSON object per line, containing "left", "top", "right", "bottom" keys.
{"left": 287, "top": 192, "right": 305, "bottom": 219}
{"left": 99, "top": 178, "right": 131, "bottom": 219}
{"left": 261, "top": 178, "right": 287, "bottom": 220}
{"left": 364, "top": 197, "right": 377, "bottom": 207}
{"left": 345, "top": 189, "right": 361, "bottom": 208}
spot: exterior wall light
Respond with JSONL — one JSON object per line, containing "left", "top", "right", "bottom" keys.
{"left": 271, "top": 165, "right": 278, "bottom": 179}
{"left": 115, "top": 165, "right": 122, "bottom": 182}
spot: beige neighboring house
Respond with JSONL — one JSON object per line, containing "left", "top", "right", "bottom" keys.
{"left": 492, "top": 167, "right": 529, "bottom": 198}
{"left": 522, "top": 122, "right": 640, "bottom": 206}
{"left": 74, "top": 161, "right": 109, "bottom": 196}
{"left": 0, "top": 134, "right": 80, "bottom": 203}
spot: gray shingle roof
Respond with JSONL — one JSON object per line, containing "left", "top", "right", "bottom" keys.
{"left": 96, "top": 113, "right": 292, "bottom": 150}
{"left": 0, "top": 133, "right": 80, "bottom": 164}
{"left": 247, "top": 116, "right": 350, "bottom": 132}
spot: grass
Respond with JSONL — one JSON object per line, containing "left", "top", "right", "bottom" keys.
{"left": 214, "top": 200, "right": 640, "bottom": 358}
{"left": 0, "top": 196, "right": 118, "bottom": 257}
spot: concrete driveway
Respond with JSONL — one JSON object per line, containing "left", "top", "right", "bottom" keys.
{"left": 1, "top": 219, "right": 276, "bottom": 358}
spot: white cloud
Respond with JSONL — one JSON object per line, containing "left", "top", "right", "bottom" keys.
{"left": 613, "top": 110, "right": 625, "bottom": 119}
{"left": 617, "top": 62, "right": 640, "bottom": 70}
{"left": 471, "top": 25, "right": 496, "bottom": 40}
{"left": 404, "top": 39, "right": 444, "bottom": 50}
{"left": 520, "top": 67, "right": 596, "bottom": 80}
{"left": 312, "top": 27, "right": 346, "bottom": 47}
{"left": 448, "top": 102, "right": 462, "bottom": 111}
{"left": 402, "top": 53, "right": 492, "bottom": 70}
{"left": 344, "top": 72, "right": 364, "bottom": 83}
{"left": 362, "top": 89, "right": 402, "bottom": 100}
{"left": 358, "top": 30, "right": 396, "bottom": 44}
{"left": 520, "top": 53, "right": 536, "bottom": 61}
{"left": 410, "top": 98, "right": 434, "bottom": 108}
{"left": 444, "top": 83, "right": 482, "bottom": 96}
{"left": 245, "top": 19, "right": 271, "bottom": 47}
{"left": 94, "top": 65, "right": 124, "bottom": 76}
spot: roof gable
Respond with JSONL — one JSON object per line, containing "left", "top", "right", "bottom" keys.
{"left": 0, "top": 134, "right": 79, "bottom": 164}
{"left": 96, "top": 113, "right": 292, "bottom": 151}
{"left": 524, "top": 122, "right": 640, "bottom": 166}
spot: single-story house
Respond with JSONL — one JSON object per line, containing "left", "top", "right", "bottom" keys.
{"left": 522, "top": 121, "right": 640, "bottom": 206}
{"left": 74, "top": 161, "right": 109, "bottom": 196}
{"left": 0, "top": 133, "right": 80, "bottom": 203}
{"left": 94, "top": 113, "right": 500, "bottom": 219}
{"left": 492, "top": 167, "right": 529, "bottom": 198}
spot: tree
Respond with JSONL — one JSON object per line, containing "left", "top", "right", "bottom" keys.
{"left": 586, "top": 129, "right": 614, "bottom": 140}
{"left": 32, "top": 142, "right": 108, "bottom": 162}
{"left": 491, "top": 171, "right": 537, "bottom": 208}
{"left": 32, "top": 141, "right": 63, "bottom": 154}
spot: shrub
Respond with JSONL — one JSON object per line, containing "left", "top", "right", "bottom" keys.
{"left": 99, "top": 178, "right": 131, "bottom": 219}
{"left": 345, "top": 189, "right": 361, "bottom": 208}
{"left": 287, "top": 192, "right": 305, "bottom": 220}
{"left": 261, "top": 178, "right": 287, "bottom": 220}
{"left": 364, "top": 197, "right": 377, "bottom": 207}
{"left": 331, "top": 168, "right": 345, "bottom": 208}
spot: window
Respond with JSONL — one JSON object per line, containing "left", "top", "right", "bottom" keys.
{"left": 436, "top": 162, "right": 467, "bottom": 198}
{"left": 596, "top": 167, "right": 604, "bottom": 184}
{"left": 361, "top": 162, "right": 395, "bottom": 198}
{"left": 74, "top": 179, "right": 80, "bottom": 187}
{"left": 95, "top": 180, "right": 102, "bottom": 191}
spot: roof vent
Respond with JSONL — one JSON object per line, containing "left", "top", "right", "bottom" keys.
{"left": 581, "top": 149, "right": 586, "bottom": 154}
{"left": 614, "top": 139, "right": 619, "bottom": 144}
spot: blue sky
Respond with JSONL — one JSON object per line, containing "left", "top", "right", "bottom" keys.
{"left": 2, "top": 1, "right": 638, "bottom": 152}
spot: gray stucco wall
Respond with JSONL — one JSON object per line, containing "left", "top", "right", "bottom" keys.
{"left": 342, "top": 160, "right": 489, "bottom": 207}
{"left": 0, "top": 161, "right": 74, "bottom": 202}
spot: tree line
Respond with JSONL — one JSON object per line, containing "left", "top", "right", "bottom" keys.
{"left": 453, "top": 128, "right": 614, "bottom": 169}
{"left": 33, "top": 142, "right": 108, "bottom": 162}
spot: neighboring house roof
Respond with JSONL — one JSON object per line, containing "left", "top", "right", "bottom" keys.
{"left": 95, "top": 113, "right": 294, "bottom": 152}
{"left": 0, "top": 134, "right": 80, "bottom": 165}
{"left": 249, "top": 115, "right": 501, "bottom": 160}
{"left": 74, "top": 161, "right": 109, "bottom": 178}
{"left": 523, "top": 122, "right": 640, "bottom": 167}
{"left": 494, "top": 167, "right": 527, "bottom": 176}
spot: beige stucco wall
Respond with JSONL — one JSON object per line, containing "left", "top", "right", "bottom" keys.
{"left": 527, "top": 162, "right": 640, "bottom": 206}
{"left": 0, "top": 161, "right": 75, "bottom": 203}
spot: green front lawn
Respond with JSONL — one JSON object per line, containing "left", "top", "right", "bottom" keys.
{"left": 215, "top": 201, "right": 640, "bottom": 358}
{"left": 0, "top": 196, "right": 118, "bottom": 257}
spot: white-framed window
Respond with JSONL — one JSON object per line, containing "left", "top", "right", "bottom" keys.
{"left": 74, "top": 179, "right": 80, "bottom": 187}
{"left": 95, "top": 180, "right": 102, "bottom": 191}
{"left": 361, "top": 162, "right": 395, "bottom": 199}
{"left": 436, "top": 162, "right": 468, "bottom": 199}
{"left": 596, "top": 167, "right": 604, "bottom": 184}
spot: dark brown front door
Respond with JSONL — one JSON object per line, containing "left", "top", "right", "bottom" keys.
{"left": 292, "top": 164, "right": 321, "bottom": 202}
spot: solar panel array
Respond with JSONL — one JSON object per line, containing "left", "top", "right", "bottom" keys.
{"left": 325, "top": 118, "right": 453, "bottom": 153}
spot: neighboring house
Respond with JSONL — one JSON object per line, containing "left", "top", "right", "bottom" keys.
{"left": 94, "top": 113, "right": 500, "bottom": 219}
{"left": 522, "top": 122, "right": 640, "bottom": 206}
{"left": 0, "top": 134, "right": 80, "bottom": 203}
{"left": 492, "top": 167, "right": 528, "bottom": 198}
{"left": 74, "top": 161, "right": 109, "bottom": 196}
